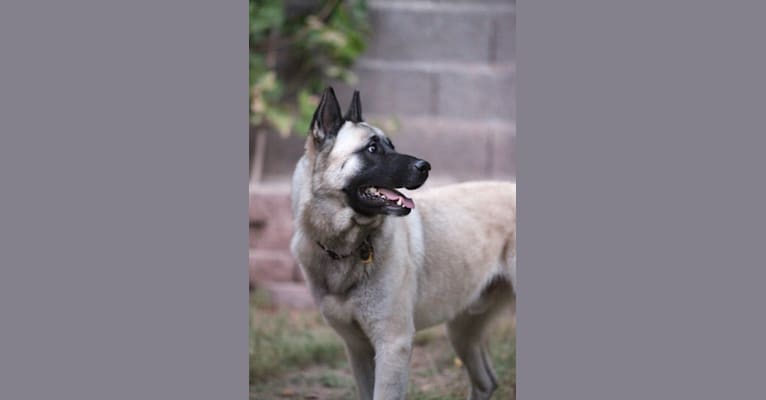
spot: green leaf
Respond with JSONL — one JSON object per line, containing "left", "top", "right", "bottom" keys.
{"left": 264, "top": 106, "right": 293, "bottom": 137}
{"left": 249, "top": 0, "right": 373, "bottom": 136}
{"left": 250, "top": 0, "right": 284, "bottom": 36}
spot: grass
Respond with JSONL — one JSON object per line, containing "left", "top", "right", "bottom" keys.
{"left": 250, "top": 289, "right": 515, "bottom": 399}
{"left": 250, "top": 292, "right": 346, "bottom": 383}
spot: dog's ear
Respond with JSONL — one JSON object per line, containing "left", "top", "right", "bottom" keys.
{"left": 344, "top": 90, "right": 363, "bottom": 123}
{"left": 310, "top": 87, "right": 344, "bottom": 146}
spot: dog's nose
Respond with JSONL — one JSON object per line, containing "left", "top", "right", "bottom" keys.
{"left": 414, "top": 160, "right": 431, "bottom": 173}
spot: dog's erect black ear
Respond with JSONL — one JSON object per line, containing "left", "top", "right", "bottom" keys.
{"left": 344, "top": 90, "right": 363, "bottom": 123}
{"left": 311, "top": 87, "right": 344, "bottom": 145}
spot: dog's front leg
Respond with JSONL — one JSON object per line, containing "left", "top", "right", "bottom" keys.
{"left": 372, "top": 333, "right": 414, "bottom": 400}
{"left": 344, "top": 335, "right": 375, "bottom": 400}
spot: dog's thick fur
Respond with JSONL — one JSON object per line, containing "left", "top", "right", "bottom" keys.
{"left": 290, "top": 88, "right": 516, "bottom": 400}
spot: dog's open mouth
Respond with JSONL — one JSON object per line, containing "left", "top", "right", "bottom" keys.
{"left": 359, "top": 186, "right": 415, "bottom": 210}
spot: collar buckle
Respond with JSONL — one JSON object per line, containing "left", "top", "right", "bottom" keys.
{"left": 317, "top": 236, "right": 374, "bottom": 264}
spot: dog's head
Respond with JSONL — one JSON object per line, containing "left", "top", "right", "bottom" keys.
{"left": 305, "top": 87, "right": 430, "bottom": 217}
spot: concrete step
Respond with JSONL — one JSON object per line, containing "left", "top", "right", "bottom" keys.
{"left": 249, "top": 249, "right": 301, "bottom": 285}
{"left": 249, "top": 184, "right": 293, "bottom": 251}
{"left": 260, "top": 281, "right": 315, "bottom": 310}
{"left": 249, "top": 186, "right": 300, "bottom": 287}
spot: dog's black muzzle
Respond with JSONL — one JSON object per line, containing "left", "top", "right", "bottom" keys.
{"left": 385, "top": 153, "right": 430, "bottom": 190}
{"left": 343, "top": 152, "right": 431, "bottom": 217}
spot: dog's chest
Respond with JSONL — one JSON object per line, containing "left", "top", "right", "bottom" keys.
{"left": 304, "top": 259, "right": 369, "bottom": 297}
{"left": 318, "top": 294, "right": 357, "bottom": 328}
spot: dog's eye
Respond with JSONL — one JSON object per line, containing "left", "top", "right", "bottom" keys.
{"left": 367, "top": 144, "right": 377, "bottom": 153}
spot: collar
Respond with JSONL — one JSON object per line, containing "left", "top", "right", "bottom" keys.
{"left": 316, "top": 235, "right": 374, "bottom": 264}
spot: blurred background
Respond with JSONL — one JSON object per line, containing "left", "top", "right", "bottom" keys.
{"left": 250, "top": 1, "right": 515, "bottom": 397}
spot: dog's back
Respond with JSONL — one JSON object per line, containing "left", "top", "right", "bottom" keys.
{"left": 408, "top": 181, "right": 516, "bottom": 328}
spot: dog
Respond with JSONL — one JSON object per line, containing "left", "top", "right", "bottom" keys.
{"left": 290, "top": 87, "right": 516, "bottom": 400}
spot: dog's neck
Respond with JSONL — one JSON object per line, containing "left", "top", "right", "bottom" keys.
{"left": 298, "top": 193, "right": 384, "bottom": 255}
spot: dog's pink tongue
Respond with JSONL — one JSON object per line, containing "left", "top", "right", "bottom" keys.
{"left": 378, "top": 188, "right": 415, "bottom": 209}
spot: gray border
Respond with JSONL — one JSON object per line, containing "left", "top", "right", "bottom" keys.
{"left": 0, "top": 1, "right": 247, "bottom": 399}
{"left": 520, "top": 0, "right": 766, "bottom": 399}
{"left": 3, "top": 0, "right": 766, "bottom": 399}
